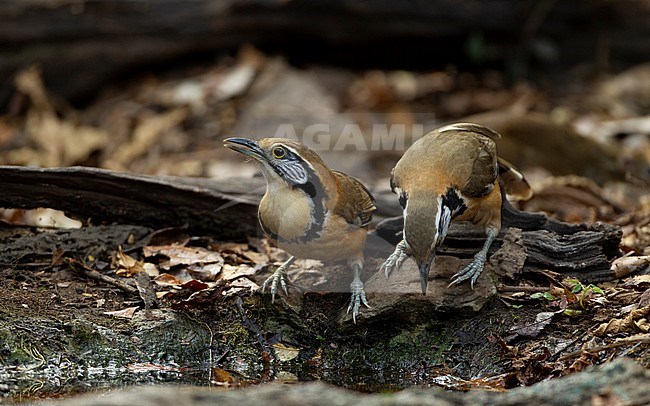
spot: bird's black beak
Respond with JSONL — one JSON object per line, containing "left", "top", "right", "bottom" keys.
{"left": 223, "top": 137, "right": 265, "bottom": 161}
{"left": 419, "top": 261, "right": 431, "bottom": 295}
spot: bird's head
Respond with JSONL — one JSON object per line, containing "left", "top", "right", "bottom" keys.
{"left": 402, "top": 191, "right": 449, "bottom": 295}
{"left": 224, "top": 137, "right": 328, "bottom": 195}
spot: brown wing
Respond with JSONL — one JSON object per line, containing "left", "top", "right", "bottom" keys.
{"left": 460, "top": 132, "right": 499, "bottom": 198}
{"left": 497, "top": 157, "right": 533, "bottom": 201}
{"left": 332, "top": 171, "right": 376, "bottom": 227}
{"left": 439, "top": 122, "right": 501, "bottom": 140}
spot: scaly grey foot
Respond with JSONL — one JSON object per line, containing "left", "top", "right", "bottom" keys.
{"left": 347, "top": 260, "right": 371, "bottom": 323}
{"left": 380, "top": 239, "right": 409, "bottom": 279}
{"left": 347, "top": 279, "right": 370, "bottom": 323}
{"left": 448, "top": 254, "right": 486, "bottom": 289}
{"left": 261, "top": 256, "right": 296, "bottom": 302}
{"left": 448, "top": 228, "right": 497, "bottom": 289}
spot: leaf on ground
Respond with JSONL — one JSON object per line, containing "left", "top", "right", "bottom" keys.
{"left": 187, "top": 262, "right": 224, "bottom": 281}
{"left": 223, "top": 277, "right": 259, "bottom": 297}
{"left": 104, "top": 306, "right": 139, "bottom": 319}
{"left": 181, "top": 279, "right": 210, "bottom": 292}
{"left": 622, "top": 274, "right": 650, "bottom": 288}
{"left": 611, "top": 255, "right": 650, "bottom": 279}
{"left": 638, "top": 288, "right": 650, "bottom": 308}
{"left": 13, "top": 66, "right": 109, "bottom": 167}
{"left": 272, "top": 343, "right": 301, "bottom": 361}
{"left": 521, "top": 176, "right": 622, "bottom": 223}
{"left": 104, "top": 107, "right": 188, "bottom": 170}
{"left": 211, "top": 368, "right": 239, "bottom": 386}
{"left": 593, "top": 303, "right": 650, "bottom": 336}
{"left": 210, "top": 241, "right": 269, "bottom": 265}
{"left": 154, "top": 272, "right": 191, "bottom": 286}
{"left": 220, "top": 264, "right": 257, "bottom": 281}
{"left": 506, "top": 311, "right": 556, "bottom": 342}
{"left": 113, "top": 246, "right": 146, "bottom": 277}
{"left": 145, "top": 245, "right": 225, "bottom": 270}
{"left": 143, "top": 262, "right": 160, "bottom": 277}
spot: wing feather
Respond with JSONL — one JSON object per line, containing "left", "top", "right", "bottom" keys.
{"left": 332, "top": 171, "right": 376, "bottom": 227}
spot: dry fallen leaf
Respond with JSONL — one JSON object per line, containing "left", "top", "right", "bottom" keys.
{"left": 145, "top": 245, "right": 224, "bottom": 270}
{"left": 612, "top": 256, "right": 650, "bottom": 279}
{"left": 154, "top": 272, "right": 190, "bottom": 286}
{"left": 220, "top": 264, "right": 257, "bottom": 281}
{"left": 222, "top": 277, "right": 259, "bottom": 297}
{"left": 506, "top": 311, "right": 556, "bottom": 342}
{"left": 272, "top": 343, "right": 301, "bottom": 362}
{"left": 211, "top": 368, "right": 239, "bottom": 386}
{"left": 593, "top": 304, "right": 650, "bottom": 336}
{"left": 104, "top": 107, "right": 188, "bottom": 170}
{"left": 11, "top": 66, "right": 109, "bottom": 167}
{"left": 104, "top": 306, "right": 139, "bottom": 319}
{"left": 113, "top": 246, "right": 146, "bottom": 277}
{"left": 187, "top": 262, "right": 223, "bottom": 281}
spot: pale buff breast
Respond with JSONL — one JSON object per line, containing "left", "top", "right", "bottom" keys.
{"left": 278, "top": 213, "right": 367, "bottom": 261}
{"left": 259, "top": 186, "right": 313, "bottom": 241}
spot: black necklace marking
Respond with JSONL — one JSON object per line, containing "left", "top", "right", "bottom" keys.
{"left": 398, "top": 192, "right": 407, "bottom": 210}
{"left": 262, "top": 151, "right": 328, "bottom": 244}
{"left": 441, "top": 187, "right": 467, "bottom": 218}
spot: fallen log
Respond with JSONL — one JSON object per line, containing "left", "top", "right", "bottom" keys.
{"left": 0, "top": 165, "right": 260, "bottom": 240}
{"left": 0, "top": 165, "right": 622, "bottom": 287}
{"left": 374, "top": 186, "right": 622, "bottom": 284}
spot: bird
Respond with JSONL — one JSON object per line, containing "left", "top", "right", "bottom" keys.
{"left": 224, "top": 137, "right": 376, "bottom": 322}
{"left": 379, "top": 122, "right": 532, "bottom": 295}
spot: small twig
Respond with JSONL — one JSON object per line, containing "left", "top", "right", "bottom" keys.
{"left": 65, "top": 258, "right": 138, "bottom": 294}
{"left": 497, "top": 284, "right": 551, "bottom": 293}
{"left": 558, "top": 334, "right": 650, "bottom": 361}
{"left": 548, "top": 331, "right": 589, "bottom": 362}
{"left": 235, "top": 296, "right": 267, "bottom": 350}
{"left": 215, "top": 349, "right": 230, "bottom": 364}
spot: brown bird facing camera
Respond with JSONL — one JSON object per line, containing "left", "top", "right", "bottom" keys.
{"left": 224, "top": 137, "right": 376, "bottom": 322}
{"left": 380, "top": 123, "right": 532, "bottom": 294}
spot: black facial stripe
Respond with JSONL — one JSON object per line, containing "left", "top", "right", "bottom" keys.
{"left": 262, "top": 150, "right": 328, "bottom": 245}
{"left": 398, "top": 192, "right": 407, "bottom": 209}
{"left": 442, "top": 187, "right": 467, "bottom": 218}
{"left": 296, "top": 167, "right": 327, "bottom": 243}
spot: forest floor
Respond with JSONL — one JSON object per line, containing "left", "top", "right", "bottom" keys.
{"left": 0, "top": 47, "right": 649, "bottom": 402}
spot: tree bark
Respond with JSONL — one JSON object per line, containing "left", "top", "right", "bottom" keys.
{"left": 0, "top": 165, "right": 260, "bottom": 241}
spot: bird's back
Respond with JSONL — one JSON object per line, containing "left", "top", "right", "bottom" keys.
{"left": 393, "top": 123, "right": 499, "bottom": 198}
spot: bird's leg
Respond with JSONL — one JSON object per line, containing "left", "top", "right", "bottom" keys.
{"left": 380, "top": 239, "right": 410, "bottom": 279}
{"left": 347, "top": 259, "right": 370, "bottom": 323}
{"left": 449, "top": 228, "right": 498, "bottom": 288}
{"left": 262, "top": 256, "right": 297, "bottom": 302}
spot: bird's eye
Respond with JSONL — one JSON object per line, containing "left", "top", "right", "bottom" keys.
{"left": 272, "top": 146, "right": 286, "bottom": 159}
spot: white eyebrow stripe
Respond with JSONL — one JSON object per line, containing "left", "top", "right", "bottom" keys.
{"left": 283, "top": 145, "right": 315, "bottom": 171}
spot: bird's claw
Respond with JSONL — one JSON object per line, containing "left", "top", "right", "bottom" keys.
{"left": 380, "top": 248, "right": 408, "bottom": 279}
{"left": 347, "top": 280, "right": 370, "bottom": 323}
{"left": 448, "top": 255, "right": 485, "bottom": 289}
{"left": 261, "top": 266, "right": 289, "bottom": 302}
